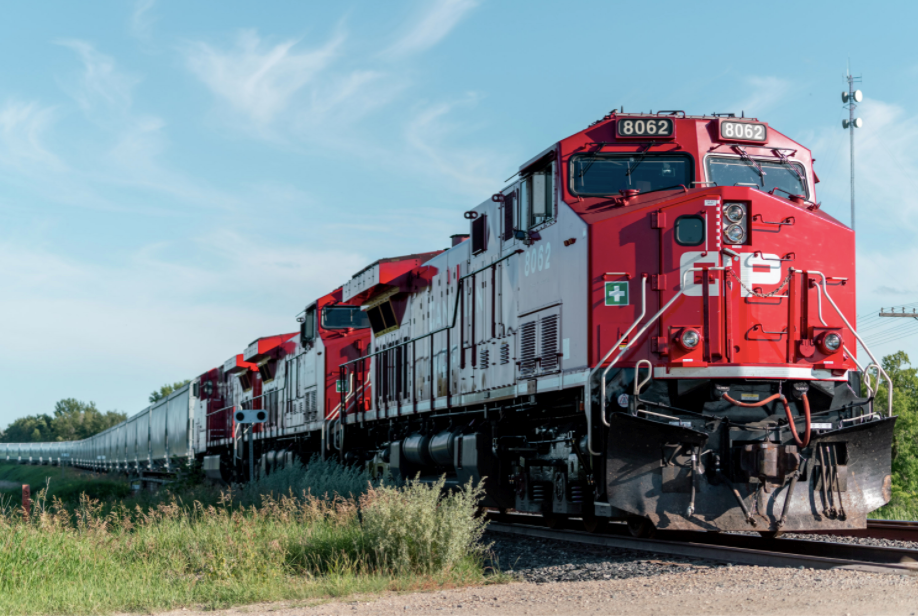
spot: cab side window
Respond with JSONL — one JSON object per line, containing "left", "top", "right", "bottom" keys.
{"left": 300, "top": 305, "right": 317, "bottom": 345}
{"left": 521, "top": 162, "right": 555, "bottom": 230}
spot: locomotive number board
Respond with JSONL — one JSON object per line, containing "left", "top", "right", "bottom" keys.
{"left": 719, "top": 119, "right": 768, "bottom": 143}
{"left": 616, "top": 118, "right": 674, "bottom": 139}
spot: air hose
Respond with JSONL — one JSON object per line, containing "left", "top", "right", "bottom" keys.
{"left": 722, "top": 393, "right": 811, "bottom": 448}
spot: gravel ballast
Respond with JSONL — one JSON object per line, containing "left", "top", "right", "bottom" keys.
{"left": 487, "top": 530, "right": 724, "bottom": 583}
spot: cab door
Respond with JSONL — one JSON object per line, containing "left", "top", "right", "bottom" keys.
{"left": 656, "top": 199, "right": 723, "bottom": 366}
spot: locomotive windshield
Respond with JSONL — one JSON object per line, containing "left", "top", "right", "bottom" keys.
{"left": 322, "top": 306, "right": 370, "bottom": 329}
{"left": 569, "top": 154, "right": 693, "bottom": 197}
{"left": 707, "top": 157, "right": 808, "bottom": 197}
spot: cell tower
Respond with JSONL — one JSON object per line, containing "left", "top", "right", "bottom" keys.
{"left": 841, "top": 62, "right": 862, "bottom": 231}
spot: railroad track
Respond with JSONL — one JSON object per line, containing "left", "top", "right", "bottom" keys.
{"left": 789, "top": 519, "right": 918, "bottom": 543}
{"left": 486, "top": 514, "right": 918, "bottom": 575}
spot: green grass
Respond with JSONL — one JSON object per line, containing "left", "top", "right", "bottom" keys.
{"left": 870, "top": 498, "right": 918, "bottom": 521}
{"left": 0, "top": 464, "right": 499, "bottom": 615}
{"left": 0, "top": 463, "right": 130, "bottom": 506}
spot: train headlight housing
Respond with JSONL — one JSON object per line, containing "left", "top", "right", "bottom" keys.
{"left": 820, "top": 332, "right": 843, "bottom": 354}
{"left": 722, "top": 202, "right": 748, "bottom": 245}
{"left": 723, "top": 203, "right": 746, "bottom": 223}
{"left": 724, "top": 224, "right": 746, "bottom": 244}
{"left": 679, "top": 328, "right": 701, "bottom": 350}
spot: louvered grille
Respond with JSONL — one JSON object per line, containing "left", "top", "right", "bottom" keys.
{"left": 519, "top": 321, "right": 537, "bottom": 377}
{"left": 479, "top": 347, "right": 490, "bottom": 368}
{"left": 305, "top": 390, "right": 317, "bottom": 422}
{"left": 500, "top": 343, "right": 510, "bottom": 365}
{"left": 540, "top": 314, "right": 560, "bottom": 373}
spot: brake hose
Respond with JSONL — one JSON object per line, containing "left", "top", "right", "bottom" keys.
{"left": 722, "top": 393, "right": 811, "bottom": 448}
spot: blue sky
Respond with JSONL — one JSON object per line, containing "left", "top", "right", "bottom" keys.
{"left": 2, "top": 0, "right": 917, "bottom": 427}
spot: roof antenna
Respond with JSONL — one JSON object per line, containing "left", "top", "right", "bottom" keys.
{"left": 621, "top": 105, "right": 624, "bottom": 112}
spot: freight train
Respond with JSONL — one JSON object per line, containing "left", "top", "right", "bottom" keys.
{"left": 0, "top": 110, "right": 895, "bottom": 536}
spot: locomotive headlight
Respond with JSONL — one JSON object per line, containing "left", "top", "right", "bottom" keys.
{"left": 724, "top": 224, "right": 746, "bottom": 244}
{"left": 723, "top": 203, "right": 746, "bottom": 223}
{"left": 679, "top": 329, "right": 701, "bottom": 350}
{"left": 820, "top": 332, "right": 843, "bottom": 353}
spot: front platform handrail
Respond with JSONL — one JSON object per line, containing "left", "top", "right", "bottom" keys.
{"left": 584, "top": 267, "right": 726, "bottom": 456}
{"left": 805, "top": 270, "right": 893, "bottom": 415}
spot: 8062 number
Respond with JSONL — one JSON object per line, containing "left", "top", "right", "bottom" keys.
{"left": 616, "top": 118, "right": 674, "bottom": 138}
{"left": 720, "top": 120, "right": 767, "bottom": 142}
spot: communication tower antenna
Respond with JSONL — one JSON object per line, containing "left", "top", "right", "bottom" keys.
{"left": 841, "top": 60, "right": 863, "bottom": 230}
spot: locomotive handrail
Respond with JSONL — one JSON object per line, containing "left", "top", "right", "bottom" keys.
{"left": 584, "top": 267, "right": 726, "bottom": 456}
{"left": 337, "top": 249, "right": 523, "bottom": 369}
{"left": 861, "top": 362, "right": 880, "bottom": 400}
{"left": 805, "top": 270, "right": 893, "bottom": 414}
{"left": 330, "top": 249, "right": 524, "bottom": 445}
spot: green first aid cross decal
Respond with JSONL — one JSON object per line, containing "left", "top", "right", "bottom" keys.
{"left": 605, "top": 281, "right": 629, "bottom": 306}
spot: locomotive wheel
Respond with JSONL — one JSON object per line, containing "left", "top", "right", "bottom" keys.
{"left": 627, "top": 516, "right": 655, "bottom": 538}
{"left": 542, "top": 513, "right": 562, "bottom": 529}
{"left": 582, "top": 515, "right": 607, "bottom": 533}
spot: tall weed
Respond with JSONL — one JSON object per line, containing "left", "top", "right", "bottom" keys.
{"left": 240, "top": 456, "right": 377, "bottom": 504}
{"left": 359, "top": 477, "right": 488, "bottom": 574}
{"left": 0, "top": 459, "right": 492, "bottom": 615}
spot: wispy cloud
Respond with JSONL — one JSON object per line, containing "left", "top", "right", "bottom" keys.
{"left": 185, "top": 29, "right": 345, "bottom": 129}
{"left": 56, "top": 40, "right": 139, "bottom": 116}
{"left": 404, "top": 94, "right": 510, "bottom": 198}
{"left": 382, "top": 0, "right": 479, "bottom": 59}
{"left": 730, "top": 76, "right": 792, "bottom": 118}
{"left": 809, "top": 98, "right": 918, "bottom": 231}
{"left": 0, "top": 101, "right": 63, "bottom": 171}
{"left": 0, "top": 231, "right": 368, "bottom": 386}
{"left": 130, "top": 0, "right": 157, "bottom": 40}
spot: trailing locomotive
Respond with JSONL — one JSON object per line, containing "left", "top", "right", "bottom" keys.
{"left": 1, "top": 110, "right": 894, "bottom": 536}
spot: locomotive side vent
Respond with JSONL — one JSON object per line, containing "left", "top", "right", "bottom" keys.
{"left": 500, "top": 343, "right": 510, "bottom": 365}
{"left": 479, "top": 347, "right": 490, "bottom": 368}
{"left": 519, "top": 321, "right": 538, "bottom": 377}
{"left": 305, "top": 390, "right": 317, "bottom": 422}
{"left": 540, "top": 314, "right": 560, "bottom": 373}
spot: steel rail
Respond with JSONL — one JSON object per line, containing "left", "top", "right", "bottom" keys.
{"left": 789, "top": 519, "right": 918, "bottom": 543}
{"left": 486, "top": 517, "right": 918, "bottom": 576}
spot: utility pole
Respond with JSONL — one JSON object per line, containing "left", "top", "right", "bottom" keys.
{"left": 842, "top": 62, "right": 863, "bottom": 230}
{"left": 879, "top": 307, "right": 918, "bottom": 319}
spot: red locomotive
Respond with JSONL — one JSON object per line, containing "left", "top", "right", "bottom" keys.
{"left": 328, "top": 110, "right": 894, "bottom": 534}
{"left": 4, "top": 110, "right": 894, "bottom": 537}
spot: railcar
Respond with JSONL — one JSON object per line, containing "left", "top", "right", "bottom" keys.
{"left": 5, "top": 110, "right": 894, "bottom": 536}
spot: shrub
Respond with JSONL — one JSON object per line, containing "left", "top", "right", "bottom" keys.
{"left": 240, "top": 456, "right": 377, "bottom": 505}
{"left": 359, "top": 476, "right": 489, "bottom": 574}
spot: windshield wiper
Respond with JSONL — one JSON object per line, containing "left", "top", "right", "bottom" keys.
{"left": 625, "top": 141, "right": 656, "bottom": 177}
{"left": 732, "top": 145, "right": 764, "bottom": 184}
{"left": 773, "top": 148, "right": 805, "bottom": 185}
{"left": 576, "top": 142, "right": 615, "bottom": 180}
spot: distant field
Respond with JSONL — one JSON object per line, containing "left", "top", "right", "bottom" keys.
{"left": 0, "top": 463, "right": 130, "bottom": 507}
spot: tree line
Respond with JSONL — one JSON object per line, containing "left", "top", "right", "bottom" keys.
{"left": 1, "top": 381, "right": 192, "bottom": 443}
{"left": 0, "top": 399, "right": 126, "bottom": 443}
